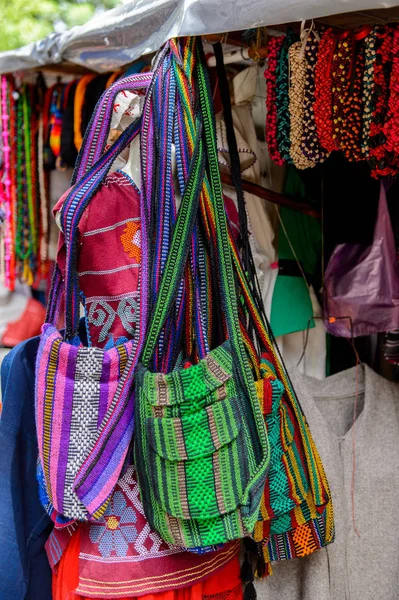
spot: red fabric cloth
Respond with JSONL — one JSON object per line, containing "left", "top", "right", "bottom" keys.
{"left": 65, "top": 466, "right": 240, "bottom": 598}
{"left": 52, "top": 526, "right": 242, "bottom": 600}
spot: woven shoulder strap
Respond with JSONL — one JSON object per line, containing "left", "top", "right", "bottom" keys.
{"left": 141, "top": 119, "right": 205, "bottom": 366}
{"left": 72, "top": 71, "right": 153, "bottom": 183}
{"left": 141, "top": 40, "right": 259, "bottom": 386}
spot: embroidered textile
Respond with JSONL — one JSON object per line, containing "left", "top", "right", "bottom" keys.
{"left": 75, "top": 467, "right": 241, "bottom": 598}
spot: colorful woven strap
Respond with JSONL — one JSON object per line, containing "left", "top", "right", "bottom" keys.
{"left": 71, "top": 45, "right": 174, "bottom": 515}
{"left": 212, "top": 41, "right": 266, "bottom": 335}
{"left": 196, "top": 39, "right": 270, "bottom": 471}
{"left": 72, "top": 72, "right": 153, "bottom": 182}
{"left": 141, "top": 121, "right": 205, "bottom": 365}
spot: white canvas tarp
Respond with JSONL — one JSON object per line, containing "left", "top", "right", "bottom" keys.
{"left": 0, "top": 0, "right": 398, "bottom": 74}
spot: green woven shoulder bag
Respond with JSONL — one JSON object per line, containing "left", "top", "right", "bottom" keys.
{"left": 134, "top": 42, "right": 270, "bottom": 550}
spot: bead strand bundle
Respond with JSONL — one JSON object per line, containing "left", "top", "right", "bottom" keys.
{"left": 0, "top": 76, "right": 50, "bottom": 288}
{"left": 265, "top": 35, "right": 285, "bottom": 165}
{"left": 384, "top": 27, "right": 399, "bottom": 154}
{"left": 340, "top": 27, "right": 370, "bottom": 161}
{"left": 302, "top": 31, "right": 329, "bottom": 163}
{"left": 314, "top": 28, "right": 336, "bottom": 153}
{"left": 264, "top": 22, "right": 399, "bottom": 178}
{"left": 288, "top": 41, "right": 316, "bottom": 169}
{"left": 0, "top": 76, "right": 15, "bottom": 289}
{"left": 368, "top": 25, "right": 395, "bottom": 178}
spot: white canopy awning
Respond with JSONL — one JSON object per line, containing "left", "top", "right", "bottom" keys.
{"left": 1, "top": 0, "right": 399, "bottom": 74}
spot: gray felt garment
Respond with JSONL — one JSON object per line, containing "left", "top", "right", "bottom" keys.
{"left": 254, "top": 365, "right": 399, "bottom": 600}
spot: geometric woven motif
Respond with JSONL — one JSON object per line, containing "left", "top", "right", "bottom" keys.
{"left": 63, "top": 347, "right": 104, "bottom": 520}
{"left": 88, "top": 296, "right": 139, "bottom": 343}
{"left": 76, "top": 465, "right": 241, "bottom": 598}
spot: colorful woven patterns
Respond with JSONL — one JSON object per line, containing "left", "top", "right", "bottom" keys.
{"left": 36, "top": 323, "right": 134, "bottom": 521}
{"left": 35, "top": 75, "right": 151, "bottom": 523}
{"left": 252, "top": 355, "right": 334, "bottom": 567}
{"left": 135, "top": 343, "right": 266, "bottom": 547}
{"left": 134, "top": 38, "right": 270, "bottom": 550}
{"left": 264, "top": 35, "right": 285, "bottom": 165}
{"left": 264, "top": 507, "right": 334, "bottom": 572}
{"left": 313, "top": 28, "right": 336, "bottom": 153}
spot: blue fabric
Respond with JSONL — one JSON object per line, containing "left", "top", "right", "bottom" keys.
{"left": 0, "top": 336, "right": 52, "bottom": 600}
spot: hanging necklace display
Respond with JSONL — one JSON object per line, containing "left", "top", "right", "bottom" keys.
{"left": 15, "top": 91, "right": 32, "bottom": 280}
{"left": 331, "top": 31, "right": 354, "bottom": 149}
{"left": 340, "top": 27, "right": 371, "bottom": 162}
{"left": 276, "top": 30, "right": 297, "bottom": 162}
{"left": 361, "top": 27, "right": 378, "bottom": 157}
{"left": 265, "top": 35, "right": 285, "bottom": 165}
{"left": 288, "top": 29, "right": 316, "bottom": 169}
{"left": 0, "top": 76, "right": 15, "bottom": 290}
{"left": 368, "top": 25, "right": 396, "bottom": 178}
{"left": 36, "top": 75, "right": 50, "bottom": 277}
{"left": 313, "top": 28, "right": 336, "bottom": 153}
{"left": 383, "top": 26, "right": 399, "bottom": 159}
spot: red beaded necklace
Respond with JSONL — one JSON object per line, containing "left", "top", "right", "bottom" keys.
{"left": 313, "top": 28, "right": 336, "bottom": 153}
{"left": 382, "top": 26, "right": 399, "bottom": 173}
{"left": 264, "top": 35, "right": 285, "bottom": 165}
{"left": 368, "top": 25, "right": 395, "bottom": 178}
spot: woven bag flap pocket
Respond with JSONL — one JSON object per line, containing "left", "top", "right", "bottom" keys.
{"left": 146, "top": 390, "right": 241, "bottom": 461}
{"left": 142, "top": 342, "right": 233, "bottom": 408}
{"left": 145, "top": 394, "right": 246, "bottom": 520}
